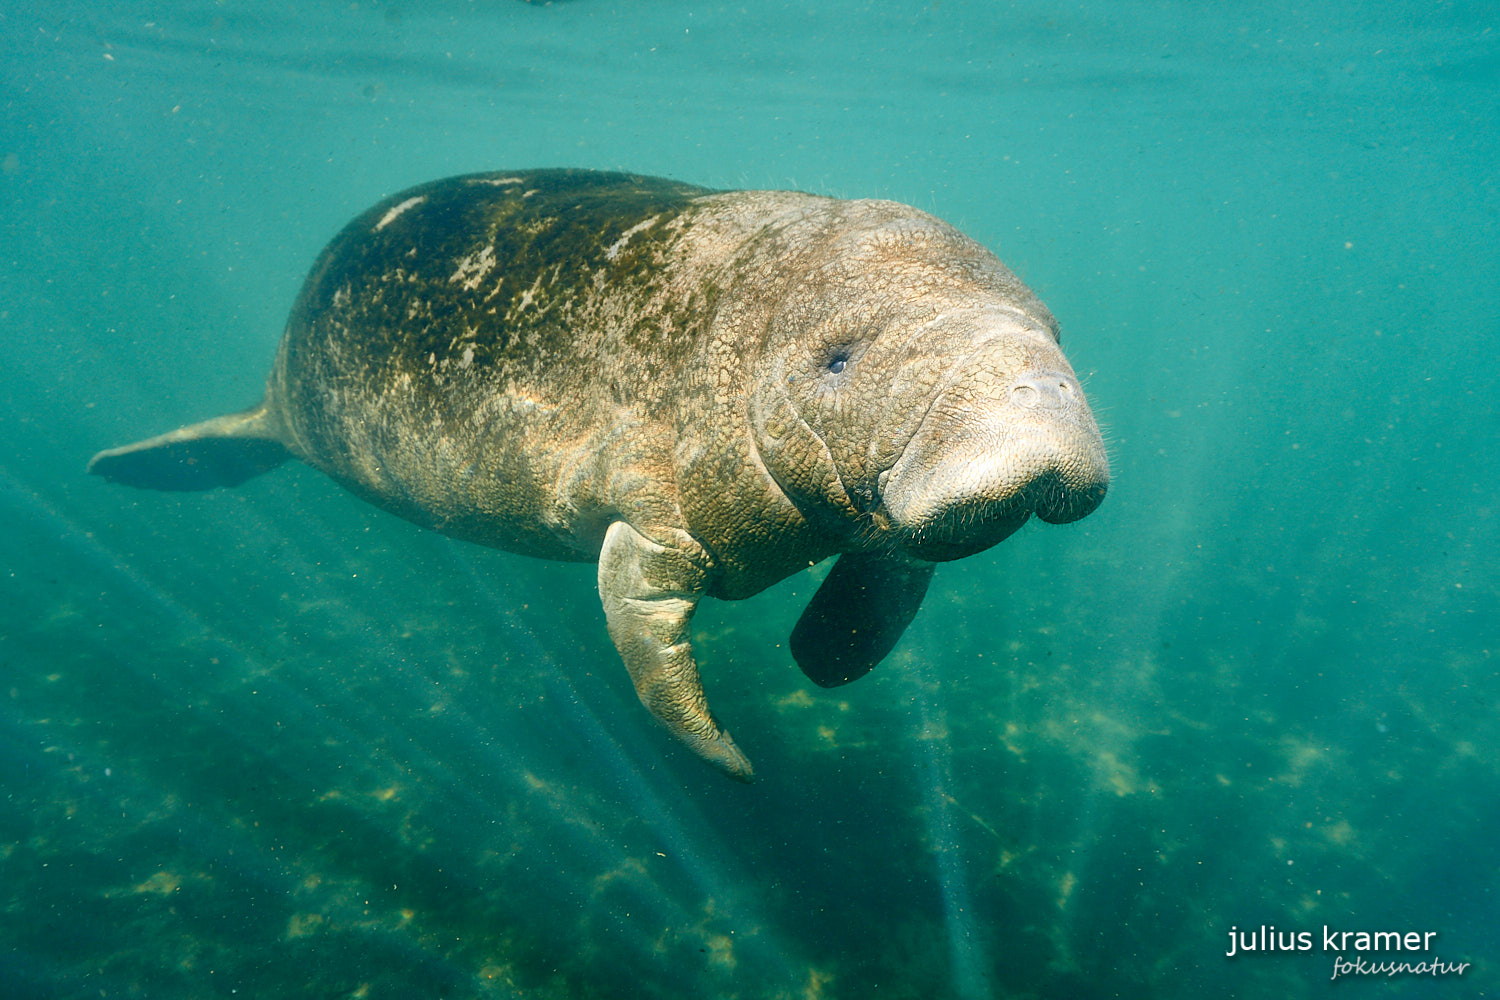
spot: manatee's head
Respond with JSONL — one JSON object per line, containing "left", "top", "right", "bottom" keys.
{"left": 749, "top": 206, "right": 1108, "bottom": 562}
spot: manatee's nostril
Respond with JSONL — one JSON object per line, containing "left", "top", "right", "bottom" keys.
{"left": 1011, "top": 373, "right": 1077, "bottom": 410}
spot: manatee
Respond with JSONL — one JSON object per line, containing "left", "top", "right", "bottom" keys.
{"left": 89, "top": 169, "right": 1108, "bottom": 781}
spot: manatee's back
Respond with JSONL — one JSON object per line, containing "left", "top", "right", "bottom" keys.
{"left": 268, "top": 169, "right": 722, "bottom": 555}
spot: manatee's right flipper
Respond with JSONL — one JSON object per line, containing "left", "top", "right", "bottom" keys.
{"left": 87, "top": 401, "right": 290, "bottom": 491}
{"left": 597, "top": 520, "right": 753, "bottom": 781}
{"left": 790, "top": 550, "right": 936, "bottom": 688}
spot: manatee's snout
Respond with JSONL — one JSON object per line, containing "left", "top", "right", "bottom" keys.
{"left": 1003, "top": 370, "right": 1106, "bottom": 525}
{"left": 881, "top": 365, "right": 1108, "bottom": 562}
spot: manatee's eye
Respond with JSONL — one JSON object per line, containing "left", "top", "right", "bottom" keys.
{"left": 826, "top": 352, "right": 849, "bottom": 375}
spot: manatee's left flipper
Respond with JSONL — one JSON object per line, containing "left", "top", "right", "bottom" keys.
{"left": 791, "top": 551, "right": 936, "bottom": 688}
{"left": 597, "top": 521, "right": 753, "bottom": 781}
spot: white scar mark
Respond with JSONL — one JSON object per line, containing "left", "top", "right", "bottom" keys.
{"left": 605, "top": 215, "right": 660, "bottom": 261}
{"left": 375, "top": 195, "right": 426, "bottom": 231}
{"left": 467, "top": 176, "right": 525, "bottom": 186}
{"left": 449, "top": 244, "right": 497, "bottom": 290}
{"left": 503, "top": 272, "right": 546, "bottom": 321}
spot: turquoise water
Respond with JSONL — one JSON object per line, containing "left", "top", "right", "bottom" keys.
{"left": 2, "top": 2, "right": 1496, "bottom": 997}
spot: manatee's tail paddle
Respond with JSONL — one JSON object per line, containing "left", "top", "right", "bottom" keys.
{"left": 87, "top": 400, "right": 290, "bottom": 491}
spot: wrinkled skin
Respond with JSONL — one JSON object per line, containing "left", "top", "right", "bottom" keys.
{"left": 89, "top": 169, "right": 1109, "bottom": 780}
